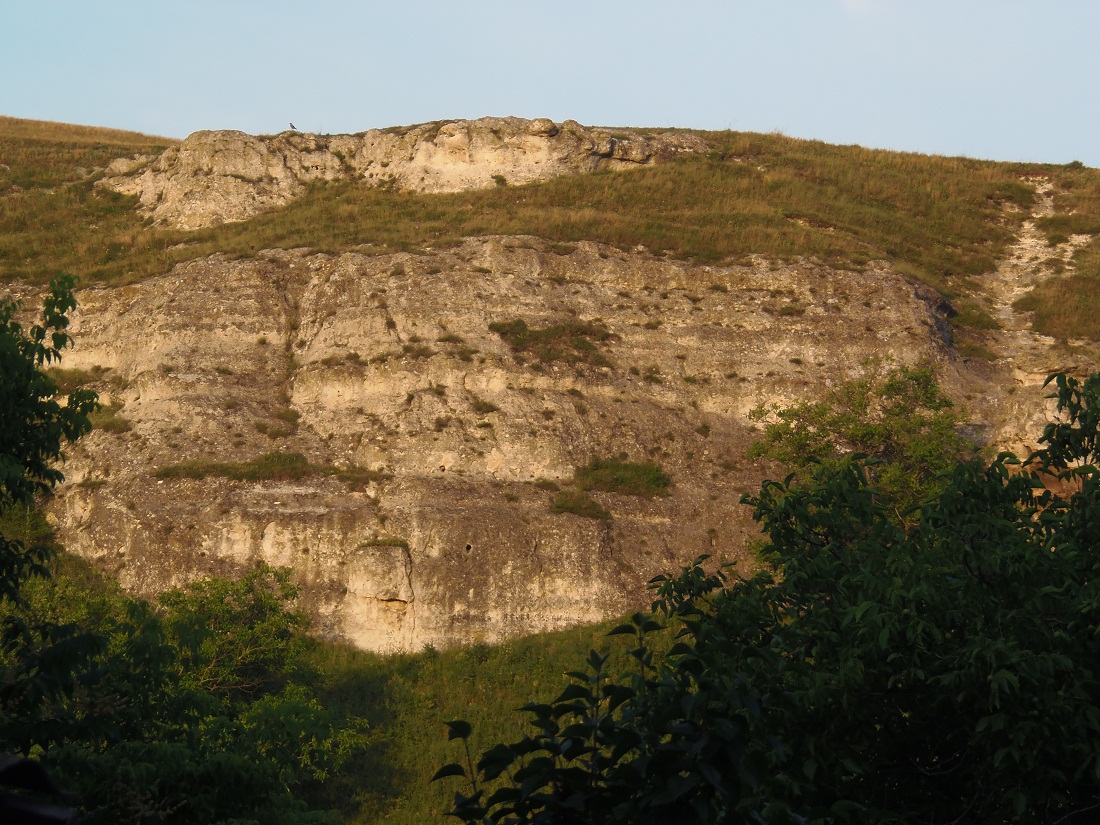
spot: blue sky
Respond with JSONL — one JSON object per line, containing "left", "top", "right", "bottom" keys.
{"left": 2, "top": 1, "right": 1097, "bottom": 166}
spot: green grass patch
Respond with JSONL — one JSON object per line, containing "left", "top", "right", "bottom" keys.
{"left": 550, "top": 490, "right": 611, "bottom": 521}
{"left": 952, "top": 299, "right": 1001, "bottom": 331}
{"left": 574, "top": 457, "right": 671, "bottom": 497}
{"left": 44, "top": 365, "right": 111, "bottom": 394}
{"left": 88, "top": 402, "right": 131, "bottom": 433}
{"left": 155, "top": 451, "right": 314, "bottom": 481}
{"left": 154, "top": 451, "right": 389, "bottom": 486}
{"left": 336, "top": 466, "right": 392, "bottom": 489}
{"left": 1015, "top": 273, "right": 1100, "bottom": 340}
{"left": 359, "top": 537, "right": 410, "bottom": 550}
{"left": 297, "top": 618, "right": 656, "bottom": 824}
{"left": 488, "top": 319, "right": 613, "bottom": 367}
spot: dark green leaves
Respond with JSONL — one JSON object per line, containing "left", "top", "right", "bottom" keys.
{"left": 446, "top": 719, "right": 473, "bottom": 741}
{"left": 438, "top": 372, "right": 1100, "bottom": 824}
{"left": 431, "top": 763, "right": 467, "bottom": 781}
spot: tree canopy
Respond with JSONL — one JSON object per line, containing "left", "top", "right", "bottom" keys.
{"left": 0, "top": 274, "right": 96, "bottom": 598}
{"left": 439, "top": 372, "right": 1100, "bottom": 824}
{"left": 0, "top": 279, "right": 368, "bottom": 824}
{"left": 747, "top": 364, "right": 976, "bottom": 518}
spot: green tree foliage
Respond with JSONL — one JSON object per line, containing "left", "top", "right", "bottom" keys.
{"left": 159, "top": 566, "right": 307, "bottom": 698}
{"left": 0, "top": 280, "right": 367, "bottom": 823}
{"left": 3, "top": 561, "right": 370, "bottom": 825}
{"left": 0, "top": 276, "right": 104, "bottom": 776}
{"left": 0, "top": 274, "right": 96, "bottom": 596}
{"left": 438, "top": 372, "right": 1100, "bottom": 824}
{"left": 748, "top": 365, "right": 975, "bottom": 517}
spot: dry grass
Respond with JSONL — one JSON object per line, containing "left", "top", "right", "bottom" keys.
{"left": 4, "top": 117, "right": 1100, "bottom": 339}
{"left": 0, "top": 115, "right": 176, "bottom": 146}
{"left": 0, "top": 116, "right": 177, "bottom": 283}
{"left": 1014, "top": 273, "right": 1100, "bottom": 340}
{"left": 184, "top": 132, "right": 1043, "bottom": 298}
{"left": 1018, "top": 166, "right": 1100, "bottom": 340}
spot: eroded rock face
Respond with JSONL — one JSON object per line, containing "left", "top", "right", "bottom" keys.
{"left": 47, "top": 239, "right": 969, "bottom": 652}
{"left": 97, "top": 118, "right": 707, "bottom": 230}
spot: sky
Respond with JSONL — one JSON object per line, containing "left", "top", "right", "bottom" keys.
{"left": 2, "top": 0, "right": 1097, "bottom": 166}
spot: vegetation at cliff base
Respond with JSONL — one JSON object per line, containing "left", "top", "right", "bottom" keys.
{"left": 0, "top": 282, "right": 368, "bottom": 824}
{"left": 437, "top": 372, "right": 1100, "bottom": 824}
{"left": 748, "top": 364, "right": 976, "bottom": 516}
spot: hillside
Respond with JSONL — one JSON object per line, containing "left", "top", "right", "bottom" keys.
{"left": 3, "top": 115, "right": 1100, "bottom": 652}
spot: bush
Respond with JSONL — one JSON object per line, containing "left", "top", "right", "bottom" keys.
{"left": 439, "top": 372, "right": 1100, "bottom": 824}
{"left": 574, "top": 457, "right": 671, "bottom": 497}
{"left": 748, "top": 365, "right": 974, "bottom": 516}
{"left": 550, "top": 490, "right": 610, "bottom": 521}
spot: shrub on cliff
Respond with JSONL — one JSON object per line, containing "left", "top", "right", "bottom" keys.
{"left": 748, "top": 364, "right": 976, "bottom": 518}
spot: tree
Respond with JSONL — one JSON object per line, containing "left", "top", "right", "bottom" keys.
{"left": 438, "top": 372, "right": 1100, "bottom": 824}
{"left": 0, "top": 275, "right": 101, "bottom": 756}
{"left": 0, "top": 279, "right": 368, "bottom": 823}
{"left": 0, "top": 274, "right": 96, "bottom": 597}
{"left": 747, "top": 364, "right": 975, "bottom": 518}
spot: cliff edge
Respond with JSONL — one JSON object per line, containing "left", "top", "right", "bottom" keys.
{"left": 97, "top": 117, "right": 707, "bottom": 230}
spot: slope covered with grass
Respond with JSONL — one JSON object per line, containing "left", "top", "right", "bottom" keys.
{"left": 5, "top": 116, "right": 1100, "bottom": 330}
{"left": 1016, "top": 165, "right": 1100, "bottom": 340}
{"left": 0, "top": 115, "right": 177, "bottom": 283}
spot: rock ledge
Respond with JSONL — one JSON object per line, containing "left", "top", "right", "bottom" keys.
{"left": 98, "top": 117, "right": 708, "bottom": 230}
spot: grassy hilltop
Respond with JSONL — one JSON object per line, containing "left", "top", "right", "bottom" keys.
{"left": 3, "top": 115, "right": 1100, "bottom": 340}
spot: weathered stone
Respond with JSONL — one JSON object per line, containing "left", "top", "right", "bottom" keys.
{"left": 97, "top": 117, "right": 708, "bottom": 230}
{"left": 45, "top": 239, "right": 983, "bottom": 652}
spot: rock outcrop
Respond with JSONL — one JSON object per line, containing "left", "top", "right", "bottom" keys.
{"left": 97, "top": 118, "right": 707, "bottom": 230}
{"left": 47, "top": 239, "right": 974, "bottom": 652}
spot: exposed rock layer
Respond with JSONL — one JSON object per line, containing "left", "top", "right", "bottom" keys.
{"left": 97, "top": 118, "right": 707, "bottom": 230}
{"left": 47, "top": 239, "right": 983, "bottom": 652}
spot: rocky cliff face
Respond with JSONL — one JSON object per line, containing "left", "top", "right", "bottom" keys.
{"left": 49, "top": 126, "right": 1100, "bottom": 654}
{"left": 47, "top": 238, "right": 978, "bottom": 652}
{"left": 97, "top": 118, "right": 707, "bottom": 230}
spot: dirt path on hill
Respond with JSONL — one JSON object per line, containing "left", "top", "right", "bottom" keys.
{"left": 979, "top": 180, "right": 1091, "bottom": 376}
{"left": 971, "top": 179, "right": 1096, "bottom": 454}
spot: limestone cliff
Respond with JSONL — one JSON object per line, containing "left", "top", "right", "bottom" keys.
{"left": 97, "top": 118, "right": 707, "bottom": 230}
{"left": 43, "top": 129, "right": 1100, "bottom": 654}
{"left": 46, "top": 238, "right": 982, "bottom": 652}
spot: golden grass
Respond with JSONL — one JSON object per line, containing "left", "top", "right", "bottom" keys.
{"left": 1013, "top": 166, "right": 1100, "bottom": 340}
{"left": 0, "top": 114, "right": 177, "bottom": 146}
{"left": 108, "top": 132, "right": 1048, "bottom": 297}
{"left": 4, "top": 117, "right": 1100, "bottom": 338}
{"left": 1015, "top": 272, "right": 1100, "bottom": 341}
{"left": 0, "top": 116, "right": 177, "bottom": 282}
